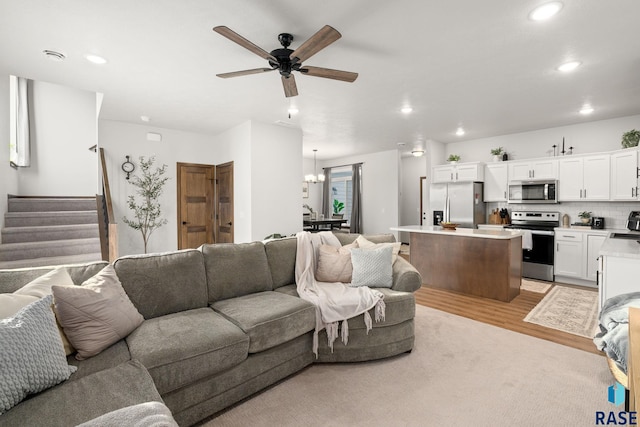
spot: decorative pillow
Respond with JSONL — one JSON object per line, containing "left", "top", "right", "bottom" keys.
{"left": 316, "top": 242, "right": 358, "bottom": 283}
{"left": 52, "top": 265, "right": 144, "bottom": 360}
{"left": 355, "top": 235, "right": 401, "bottom": 263}
{"left": 12, "top": 267, "right": 76, "bottom": 355}
{"left": 350, "top": 246, "right": 393, "bottom": 288}
{"left": 0, "top": 295, "right": 77, "bottom": 414}
{"left": 0, "top": 294, "right": 39, "bottom": 319}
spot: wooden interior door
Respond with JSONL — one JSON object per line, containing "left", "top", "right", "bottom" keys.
{"left": 215, "top": 161, "right": 234, "bottom": 243}
{"left": 177, "top": 163, "right": 215, "bottom": 249}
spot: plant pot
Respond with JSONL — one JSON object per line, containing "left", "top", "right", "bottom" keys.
{"left": 581, "top": 217, "right": 590, "bottom": 224}
{"left": 492, "top": 155, "right": 500, "bottom": 162}
{"left": 449, "top": 161, "right": 458, "bottom": 165}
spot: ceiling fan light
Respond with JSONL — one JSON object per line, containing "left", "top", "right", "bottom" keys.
{"left": 557, "top": 61, "right": 581, "bottom": 72}
{"left": 411, "top": 150, "right": 425, "bottom": 157}
{"left": 529, "top": 2, "right": 563, "bottom": 21}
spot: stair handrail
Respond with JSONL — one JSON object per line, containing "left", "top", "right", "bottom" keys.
{"left": 98, "top": 148, "right": 118, "bottom": 262}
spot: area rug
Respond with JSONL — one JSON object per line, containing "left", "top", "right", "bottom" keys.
{"left": 524, "top": 285, "right": 599, "bottom": 338}
{"left": 520, "top": 278, "right": 552, "bottom": 294}
{"left": 204, "top": 305, "right": 610, "bottom": 427}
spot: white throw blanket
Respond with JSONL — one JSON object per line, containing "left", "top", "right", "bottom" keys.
{"left": 295, "top": 231, "right": 385, "bottom": 357}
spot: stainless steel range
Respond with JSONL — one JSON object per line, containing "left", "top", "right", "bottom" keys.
{"left": 504, "top": 211, "right": 560, "bottom": 282}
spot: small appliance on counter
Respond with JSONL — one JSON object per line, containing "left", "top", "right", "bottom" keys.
{"left": 591, "top": 217, "right": 605, "bottom": 229}
{"left": 627, "top": 211, "right": 640, "bottom": 231}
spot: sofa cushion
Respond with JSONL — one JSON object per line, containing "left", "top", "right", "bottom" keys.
{"left": 126, "top": 308, "right": 249, "bottom": 395}
{"left": 316, "top": 242, "right": 357, "bottom": 283}
{"left": 67, "top": 340, "right": 131, "bottom": 382}
{"left": 114, "top": 249, "right": 208, "bottom": 319}
{"left": 201, "top": 242, "right": 274, "bottom": 302}
{"left": 212, "top": 291, "right": 316, "bottom": 353}
{"left": 264, "top": 237, "right": 297, "bottom": 289}
{"left": 0, "top": 295, "right": 77, "bottom": 414}
{"left": 52, "top": 265, "right": 144, "bottom": 360}
{"left": 76, "top": 401, "right": 178, "bottom": 427}
{"left": 344, "top": 288, "right": 416, "bottom": 330}
{"left": 0, "top": 360, "right": 162, "bottom": 427}
{"left": 274, "top": 284, "right": 298, "bottom": 297}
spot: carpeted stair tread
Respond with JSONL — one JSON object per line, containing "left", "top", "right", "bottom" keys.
{"left": 1, "top": 224, "right": 100, "bottom": 243}
{"left": 0, "top": 252, "right": 104, "bottom": 269}
{"left": 0, "top": 237, "right": 101, "bottom": 262}
{"left": 8, "top": 197, "right": 96, "bottom": 213}
{"left": 5, "top": 211, "right": 98, "bottom": 227}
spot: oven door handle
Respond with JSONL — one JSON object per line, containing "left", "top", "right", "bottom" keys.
{"left": 509, "top": 228, "right": 555, "bottom": 236}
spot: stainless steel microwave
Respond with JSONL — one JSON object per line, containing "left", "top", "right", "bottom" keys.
{"left": 508, "top": 180, "right": 558, "bottom": 204}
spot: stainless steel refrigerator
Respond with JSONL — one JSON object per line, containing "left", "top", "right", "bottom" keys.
{"left": 429, "top": 182, "right": 485, "bottom": 228}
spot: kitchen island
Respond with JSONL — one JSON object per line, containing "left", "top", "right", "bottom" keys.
{"left": 391, "top": 226, "right": 523, "bottom": 302}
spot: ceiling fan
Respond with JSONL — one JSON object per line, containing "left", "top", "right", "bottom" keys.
{"left": 213, "top": 25, "right": 358, "bottom": 97}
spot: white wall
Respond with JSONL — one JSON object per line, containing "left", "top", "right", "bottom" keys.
{"left": 320, "top": 149, "right": 399, "bottom": 238}
{"left": 302, "top": 157, "right": 323, "bottom": 214}
{"left": 250, "top": 121, "right": 302, "bottom": 241}
{"left": 16, "top": 80, "right": 98, "bottom": 196}
{"left": 0, "top": 73, "right": 17, "bottom": 232}
{"left": 98, "top": 120, "right": 215, "bottom": 255}
{"left": 444, "top": 115, "right": 640, "bottom": 164}
{"left": 399, "top": 154, "right": 428, "bottom": 243}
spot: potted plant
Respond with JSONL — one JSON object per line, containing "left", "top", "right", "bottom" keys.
{"left": 622, "top": 129, "right": 640, "bottom": 148}
{"left": 490, "top": 147, "right": 504, "bottom": 162}
{"left": 578, "top": 211, "right": 592, "bottom": 224}
{"left": 333, "top": 199, "right": 345, "bottom": 215}
{"left": 447, "top": 154, "right": 461, "bottom": 164}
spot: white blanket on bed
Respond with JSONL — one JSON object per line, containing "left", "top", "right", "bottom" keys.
{"left": 295, "top": 231, "right": 385, "bottom": 357}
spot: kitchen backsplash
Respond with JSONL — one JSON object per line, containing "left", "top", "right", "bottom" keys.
{"left": 486, "top": 201, "right": 640, "bottom": 229}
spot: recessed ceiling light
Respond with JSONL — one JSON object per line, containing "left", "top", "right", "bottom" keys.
{"left": 401, "top": 107, "right": 413, "bottom": 114}
{"left": 42, "top": 50, "right": 66, "bottom": 61}
{"left": 287, "top": 107, "right": 299, "bottom": 115}
{"left": 456, "top": 127, "right": 465, "bottom": 136}
{"left": 411, "top": 150, "right": 425, "bottom": 157}
{"left": 529, "top": 2, "right": 563, "bottom": 21}
{"left": 140, "top": 115, "right": 150, "bottom": 122}
{"left": 579, "top": 105, "right": 594, "bottom": 115}
{"left": 557, "top": 61, "right": 581, "bottom": 72}
{"left": 84, "top": 53, "right": 107, "bottom": 65}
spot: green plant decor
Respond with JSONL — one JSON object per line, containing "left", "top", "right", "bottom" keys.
{"left": 303, "top": 204, "right": 314, "bottom": 213}
{"left": 490, "top": 147, "right": 504, "bottom": 156}
{"left": 122, "top": 156, "right": 170, "bottom": 254}
{"left": 622, "top": 129, "right": 640, "bottom": 148}
{"left": 578, "top": 211, "right": 592, "bottom": 219}
{"left": 333, "top": 199, "right": 345, "bottom": 215}
{"left": 447, "top": 154, "right": 461, "bottom": 162}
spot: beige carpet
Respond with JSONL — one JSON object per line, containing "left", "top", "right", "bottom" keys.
{"left": 524, "top": 285, "right": 599, "bottom": 338}
{"left": 520, "top": 278, "right": 552, "bottom": 294}
{"left": 203, "top": 305, "right": 611, "bottom": 427}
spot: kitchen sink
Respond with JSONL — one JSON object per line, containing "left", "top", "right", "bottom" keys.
{"left": 610, "top": 233, "right": 640, "bottom": 240}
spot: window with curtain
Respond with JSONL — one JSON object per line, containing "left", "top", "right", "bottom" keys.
{"left": 330, "top": 167, "right": 352, "bottom": 223}
{"left": 9, "top": 75, "right": 31, "bottom": 168}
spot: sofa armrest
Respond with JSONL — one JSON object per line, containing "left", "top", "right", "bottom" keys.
{"left": 391, "top": 257, "right": 422, "bottom": 293}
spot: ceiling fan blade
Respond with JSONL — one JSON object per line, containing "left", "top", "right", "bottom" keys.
{"left": 216, "top": 68, "right": 275, "bottom": 79}
{"left": 213, "top": 26, "right": 278, "bottom": 63}
{"left": 282, "top": 75, "right": 298, "bottom": 98}
{"left": 299, "top": 66, "right": 358, "bottom": 82}
{"left": 289, "top": 25, "right": 341, "bottom": 64}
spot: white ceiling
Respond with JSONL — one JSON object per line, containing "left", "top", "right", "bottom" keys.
{"left": 1, "top": 1, "right": 639, "bottom": 160}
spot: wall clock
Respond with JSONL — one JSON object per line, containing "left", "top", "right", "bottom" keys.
{"left": 121, "top": 155, "right": 135, "bottom": 180}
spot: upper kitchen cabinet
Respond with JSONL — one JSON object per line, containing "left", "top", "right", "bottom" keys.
{"left": 610, "top": 148, "right": 639, "bottom": 201}
{"left": 558, "top": 154, "right": 610, "bottom": 201}
{"left": 483, "top": 163, "right": 508, "bottom": 202}
{"left": 432, "top": 162, "right": 484, "bottom": 183}
{"left": 508, "top": 159, "right": 558, "bottom": 181}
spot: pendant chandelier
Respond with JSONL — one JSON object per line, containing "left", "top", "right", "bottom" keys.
{"left": 305, "top": 149, "right": 325, "bottom": 184}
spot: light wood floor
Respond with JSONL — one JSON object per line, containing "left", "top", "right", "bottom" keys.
{"left": 415, "top": 284, "right": 603, "bottom": 356}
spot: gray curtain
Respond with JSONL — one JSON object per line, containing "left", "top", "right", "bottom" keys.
{"left": 321, "top": 167, "right": 332, "bottom": 219}
{"left": 10, "top": 76, "right": 31, "bottom": 167}
{"left": 350, "top": 163, "right": 362, "bottom": 233}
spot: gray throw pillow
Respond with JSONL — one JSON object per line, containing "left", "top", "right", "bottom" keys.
{"left": 0, "top": 295, "right": 77, "bottom": 414}
{"left": 350, "top": 246, "right": 393, "bottom": 288}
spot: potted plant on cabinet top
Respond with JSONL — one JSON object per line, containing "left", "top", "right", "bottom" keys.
{"left": 490, "top": 147, "right": 504, "bottom": 162}
{"left": 447, "top": 154, "right": 461, "bottom": 164}
{"left": 578, "top": 211, "right": 592, "bottom": 224}
{"left": 622, "top": 129, "right": 640, "bottom": 148}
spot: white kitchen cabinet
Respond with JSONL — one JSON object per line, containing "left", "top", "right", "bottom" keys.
{"left": 483, "top": 163, "right": 508, "bottom": 201}
{"left": 508, "top": 159, "right": 558, "bottom": 180}
{"left": 610, "top": 148, "right": 639, "bottom": 201}
{"left": 554, "top": 229, "right": 607, "bottom": 286}
{"left": 558, "top": 154, "right": 610, "bottom": 201}
{"left": 432, "top": 162, "right": 484, "bottom": 183}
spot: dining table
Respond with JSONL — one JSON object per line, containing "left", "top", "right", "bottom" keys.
{"left": 303, "top": 218, "right": 348, "bottom": 232}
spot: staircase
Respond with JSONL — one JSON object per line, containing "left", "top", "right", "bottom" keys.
{"left": 0, "top": 197, "right": 103, "bottom": 269}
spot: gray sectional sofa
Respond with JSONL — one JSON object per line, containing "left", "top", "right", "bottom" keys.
{"left": 0, "top": 233, "right": 422, "bottom": 426}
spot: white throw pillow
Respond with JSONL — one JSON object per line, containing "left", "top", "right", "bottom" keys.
{"left": 315, "top": 242, "right": 358, "bottom": 283}
{"left": 350, "top": 246, "right": 393, "bottom": 288}
{"left": 0, "top": 295, "right": 77, "bottom": 414}
{"left": 52, "top": 265, "right": 144, "bottom": 360}
{"left": 355, "top": 235, "right": 401, "bottom": 263}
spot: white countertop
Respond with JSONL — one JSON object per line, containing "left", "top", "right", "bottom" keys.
{"left": 553, "top": 227, "right": 614, "bottom": 235}
{"left": 390, "top": 225, "right": 522, "bottom": 240}
{"left": 599, "top": 231, "right": 640, "bottom": 259}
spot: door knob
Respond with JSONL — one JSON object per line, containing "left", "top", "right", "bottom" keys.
{"left": 227, "top": 222, "right": 233, "bottom": 226}
{"left": 182, "top": 221, "right": 189, "bottom": 225}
